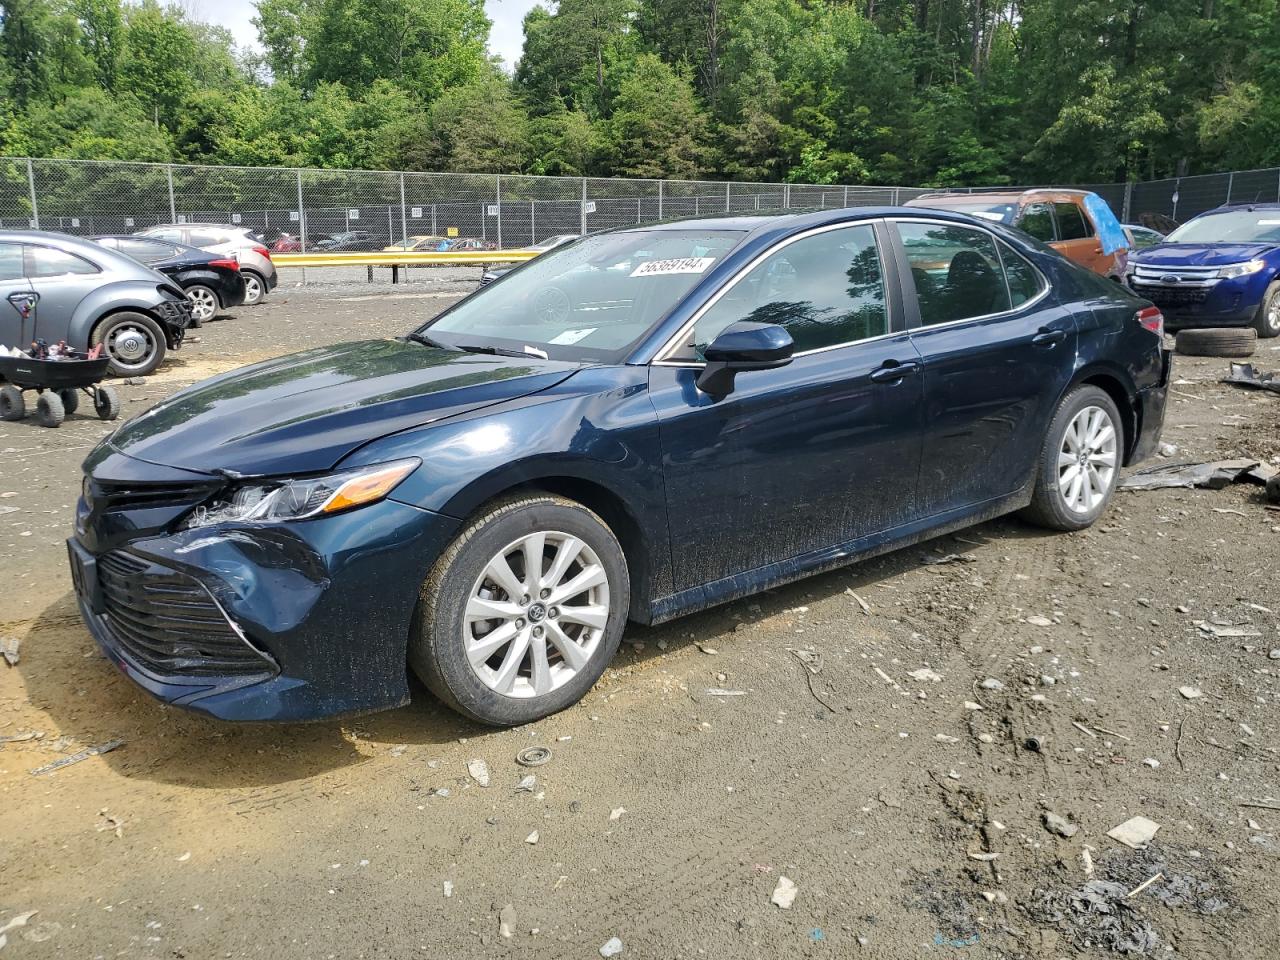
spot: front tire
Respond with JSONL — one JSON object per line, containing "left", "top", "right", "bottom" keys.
{"left": 186, "top": 284, "right": 220, "bottom": 324}
{"left": 1254, "top": 281, "right": 1280, "bottom": 339}
{"left": 1020, "top": 385, "right": 1123, "bottom": 531}
{"left": 410, "top": 494, "right": 629, "bottom": 726}
{"left": 90, "top": 312, "right": 166, "bottom": 377}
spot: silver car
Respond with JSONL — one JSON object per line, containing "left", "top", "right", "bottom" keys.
{"left": 0, "top": 231, "right": 192, "bottom": 377}
{"left": 136, "top": 223, "right": 278, "bottom": 305}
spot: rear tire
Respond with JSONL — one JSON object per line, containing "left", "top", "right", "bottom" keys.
{"left": 409, "top": 493, "right": 629, "bottom": 726}
{"left": 90, "top": 312, "right": 167, "bottom": 377}
{"left": 0, "top": 385, "right": 25, "bottom": 421}
{"left": 185, "top": 284, "right": 219, "bottom": 325}
{"left": 36, "top": 391, "right": 64, "bottom": 428}
{"left": 1253, "top": 282, "right": 1280, "bottom": 339}
{"left": 1020, "top": 385, "right": 1123, "bottom": 531}
{"left": 242, "top": 270, "right": 266, "bottom": 306}
{"left": 58, "top": 388, "right": 80, "bottom": 416}
{"left": 1175, "top": 327, "right": 1257, "bottom": 357}
{"left": 94, "top": 386, "right": 120, "bottom": 421}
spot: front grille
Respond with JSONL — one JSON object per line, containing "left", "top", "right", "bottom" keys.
{"left": 1131, "top": 264, "right": 1220, "bottom": 286}
{"left": 97, "top": 551, "right": 276, "bottom": 678}
{"left": 88, "top": 478, "right": 219, "bottom": 513}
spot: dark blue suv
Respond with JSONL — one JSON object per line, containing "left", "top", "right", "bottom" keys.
{"left": 69, "top": 208, "right": 1170, "bottom": 726}
{"left": 1127, "top": 203, "right": 1280, "bottom": 338}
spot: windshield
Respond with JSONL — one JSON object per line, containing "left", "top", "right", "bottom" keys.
{"left": 1167, "top": 211, "right": 1280, "bottom": 244}
{"left": 420, "top": 229, "right": 744, "bottom": 362}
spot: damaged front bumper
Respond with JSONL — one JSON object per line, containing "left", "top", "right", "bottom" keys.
{"left": 70, "top": 497, "right": 461, "bottom": 722}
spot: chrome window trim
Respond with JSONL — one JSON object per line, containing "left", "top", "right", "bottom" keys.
{"left": 652, "top": 219, "right": 894, "bottom": 366}
{"left": 890, "top": 217, "right": 1052, "bottom": 331}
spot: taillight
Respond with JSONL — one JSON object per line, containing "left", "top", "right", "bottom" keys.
{"left": 208, "top": 258, "right": 240, "bottom": 270}
{"left": 1136, "top": 305, "right": 1163, "bottom": 337}
{"left": 252, "top": 245, "right": 271, "bottom": 260}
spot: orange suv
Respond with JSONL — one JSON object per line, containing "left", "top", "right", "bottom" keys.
{"left": 905, "top": 189, "right": 1131, "bottom": 280}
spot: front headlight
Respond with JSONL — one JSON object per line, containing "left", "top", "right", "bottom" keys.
{"left": 1217, "top": 259, "right": 1266, "bottom": 279}
{"left": 182, "top": 458, "right": 420, "bottom": 530}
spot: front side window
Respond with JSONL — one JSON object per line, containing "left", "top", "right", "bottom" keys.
{"left": 676, "top": 223, "right": 888, "bottom": 359}
{"left": 424, "top": 229, "right": 744, "bottom": 363}
{"left": 29, "top": 246, "right": 99, "bottom": 278}
{"left": 1018, "top": 204, "right": 1056, "bottom": 242}
{"left": 0, "top": 242, "right": 24, "bottom": 281}
{"left": 1054, "top": 202, "right": 1092, "bottom": 240}
{"left": 898, "top": 222, "right": 1012, "bottom": 325}
{"left": 187, "top": 230, "right": 225, "bottom": 247}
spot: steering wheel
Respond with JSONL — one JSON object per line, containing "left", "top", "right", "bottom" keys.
{"left": 533, "top": 285, "right": 572, "bottom": 326}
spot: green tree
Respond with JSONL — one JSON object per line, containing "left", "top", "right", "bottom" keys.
{"left": 605, "top": 54, "right": 711, "bottom": 178}
{"left": 117, "top": 0, "right": 196, "bottom": 129}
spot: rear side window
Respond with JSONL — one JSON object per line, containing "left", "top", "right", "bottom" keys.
{"left": 1018, "top": 204, "right": 1055, "bottom": 242}
{"left": 187, "top": 230, "right": 225, "bottom": 247}
{"left": 1054, "top": 202, "right": 1092, "bottom": 240}
{"left": 897, "top": 222, "right": 1012, "bottom": 325}
{"left": 0, "top": 243, "right": 26, "bottom": 280}
{"left": 998, "top": 240, "right": 1046, "bottom": 307}
{"left": 29, "top": 246, "right": 99, "bottom": 277}
{"left": 146, "top": 228, "right": 183, "bottom": 243}
{"left": 686, "top": 223, "right": 889, "bottom": 357}
{"left": 119, "top": 238, "right": 175, "bottom": 262}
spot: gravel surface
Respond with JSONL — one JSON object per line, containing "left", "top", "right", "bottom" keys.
{"left": 2, "top": 287, "right": 1278, "bottom": 959}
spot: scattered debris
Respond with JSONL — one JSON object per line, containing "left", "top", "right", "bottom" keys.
{"left": 0, "top": 730, "right": 42, "bottom": 744}
{"left": 933, "top": 932, "right": 980, "bottom": 948}
{"left": 1127, "top": 873, "right": 1165, "bottom": 899}
{"left": 1071, "top": 721, "right": 1098, "bottom": 739}
{"left": 1023, "top": 736, "right": 1046, "bottom": 753}
{"left": 443, "top": 880, "right": 453, "bottom": 898}
{"left": 1157, "top": 442, "right": 1178, "bottom": 457}
{"left": 1108, "top": 816, "right": 1160, "bottom": 849}
{"left": 498, "top": 904, "right": 517, "bottom": 939}
{"left": 0, "top": 910, "right": 38, "bottom": 950}
{"left": 467, "top": 758, "right": 491, "bottom": 787}
{"left": 695, "top": 643, "right": 718, "bottom": 655}
{"left": 704, "top": 688, "right": 747, "bottom": 696}
{"left": 846, "top": 588, "right": 871, "bottom": 613}
{"left": 515, "top": 774, "right": 537, "bottom": 793}
{"left": 599, "top": 936, "right": 624, "bottom": 957}
{"left": 95, "top": 808, "right": 125, "bottom": 838}
{"left": 1120, "top": 458, "right": 1276, "bottom": 491}
{"left": 790, "top": 648, "right": 835, "bottom": 713}
{"left": 979, "top": 678, "right": 1004, "bottom": 691}
{"left": 176, "top": 851, "right": 191, "bottom": 862}
{"left": 923, "top": 552, "right": 975, "bottom": 566}
{"left": 609, "top": 807, "right": 626, "bottom": 822}
{"left": 1195, "top": 621, "right": 1262, "bottom": 639}
{"left": 908, "top": 667, "right": 943, "bottom": 682}
{"left": 1027, "top": 615, "right": 1054, "bottom": 627}
{"left": 1028, "top": 879, "right": 1160, "bottom": 955}
{"left": 30, "top": 738, "right": 124, "bottom": 776}
{"left": 1043, "top": 811, "right": 1079, "bottom": 839}
{"left": 968, "top": 852, "right": 1000, "bottom": 862}
{"left": 1179, "top": 686, "right": 1203, "bottom": 700}
{"left": 0, "top": 636, "right": 19, "bottom": 666}
{"left": 771, "top": 876, "right": 798, "bottom": 909}
{"left": 516, "top": 746, "right": 552, "bottom": 767}
{"left": 525, "top": 830, "right": 539, "bottom": 844}
{"left": 1223, "top": 361, "right": 1280, "bottom": 394}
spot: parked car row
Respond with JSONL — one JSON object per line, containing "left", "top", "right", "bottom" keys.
{"left": 135, "top": 223, "right": 277, "bottom": 306}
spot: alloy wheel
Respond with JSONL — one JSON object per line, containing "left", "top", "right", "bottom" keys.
{"left": 187, "top": 286, "right": 218, "bottom": 322}
{"left": 106, "top": 324, "right": 157, "bottom": 373}
{"left": 1057, "top": 405, "right": 1117, "bottom": 514}
{"left": 463, "top": 531, "right": 610, "bottom": 699}
{"left": 243, "top": 274, "right": 263, "bottom": 305}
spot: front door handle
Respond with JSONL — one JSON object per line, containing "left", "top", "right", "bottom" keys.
{"left": 1031, "top": 328, "right": 1066, "bottom": 348}
{"left": 869, "top": 359, "right": 921, "bottom": 383}
{"left": 6, "top": 291, "right": 38, "bottom": 318}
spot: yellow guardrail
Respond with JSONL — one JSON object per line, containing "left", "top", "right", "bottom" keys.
{"left": 272, "top": 250, "right": 540, "bottom": 268}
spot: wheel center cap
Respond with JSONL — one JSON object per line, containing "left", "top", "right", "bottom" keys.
{"left": 527, "top": 602, "right": 547, "bottom": 623}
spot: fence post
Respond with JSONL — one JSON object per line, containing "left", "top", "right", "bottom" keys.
{"left": 843, "top": 185, "right": 849, "bottom": 207}
{"left": 784, "top": 183, "right": 791, "bottom": 209}
{"left": 166, "top": 165, "right": 177, "bottom": 223}
{"left": 658, "top": 180, "right": 664, "bottom": 220}
{"left": 1122, "top": 181, "right": 1133, "bottom": 223}
{"left": 495, "top": 175, "right": 502, "bottom": 250}
{"left": 26, "top": 159, "right": 39, "bottom": 228}
{"left": 580, "top": 178, "right": 588, "bottom": 235}
{"left": 530, "top": 200, "right": 535, "bottom": 244}
{"left": 892, "top": 186, "right": 901, "bottom": 206}
{"left": 399, "top": 172, "right": 408, "bottom": 245}
{"left": 295, "top": 170, "right": 306, "bottom": 249}
{"left": 1171, "top": 179, "right": 1181, "bottom": 221}
{"left": 725, "top": 181, "right": 731, "bottom": 213}
{"left": 1225, "top": 171, "right": 1234, "bottom": 205}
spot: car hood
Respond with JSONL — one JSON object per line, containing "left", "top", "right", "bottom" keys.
{"left": 1132, "top": 242, "right": 1279, "bottom": 267}
{"left": 106, "top": 339, "right": 580, "bottom": 476}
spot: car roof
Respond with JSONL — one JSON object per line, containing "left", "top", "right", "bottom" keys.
{"left": 1201, "top": 202, "right": 1280, "bottom": 214}
{"left": 0, "top": 229, "right": 166, "bottom": 274}
{"left": 906, "top": 189, "right": 1091, "bottom": 207}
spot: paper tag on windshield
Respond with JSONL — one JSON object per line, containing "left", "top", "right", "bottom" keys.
{"left": 630, "top": 257, "right": 716, "bottom": 278}
{"left": 549, "top": 328, "right": 596, "bottom": 345}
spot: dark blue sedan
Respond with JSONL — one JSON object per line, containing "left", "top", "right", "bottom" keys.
{"left": 69, "top": 208, "right": 1171, "bottom": 725}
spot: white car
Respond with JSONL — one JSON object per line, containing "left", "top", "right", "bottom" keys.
{"left": 136, "top": 224, "right": 277, "bottom": 305}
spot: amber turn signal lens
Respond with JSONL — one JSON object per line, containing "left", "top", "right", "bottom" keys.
{"left": 322, "top": 461, "right": 418, "bottom": 514}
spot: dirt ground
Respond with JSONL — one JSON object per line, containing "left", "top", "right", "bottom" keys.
{"left": 2, "top": 273, "right": 1279, "bottom": 959}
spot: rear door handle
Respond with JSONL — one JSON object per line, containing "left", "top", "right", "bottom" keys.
{"left": 1031, "top": 328, "right": 1066, "bottom": 347}
{"left": 869, "top": 359, "right": 921, "bottom": 383}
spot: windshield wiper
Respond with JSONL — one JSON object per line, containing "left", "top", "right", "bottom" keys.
{"left": 457, "top": 343, "right": 548, "bottom": 359}
{"left": 407, "top": 332, "right": 454, "bottom": 350}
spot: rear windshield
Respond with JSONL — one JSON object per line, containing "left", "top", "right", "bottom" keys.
{"left": 924, "top": 201, "right": 1018, "bottom": 224}
{"left": 1167, "top": 212, "right": 1280, "bottom": 243}
{"left": 421, "top": 229, "right": 744, "bottom": 362}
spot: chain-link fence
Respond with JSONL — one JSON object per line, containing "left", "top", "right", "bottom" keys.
{"left": 0, "top": 157, "right": 940, "bottom": 249}
{"left": 3, "top": 156, "right": 1278, "bottom": 243}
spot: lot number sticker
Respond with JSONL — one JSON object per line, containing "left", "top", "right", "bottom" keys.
{"left": 630, "top": 257, "right": 716, "bottom": 278}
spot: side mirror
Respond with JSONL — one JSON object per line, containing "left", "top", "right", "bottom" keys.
{"left": 695, "top": 321, "right": 795, "bottom": 396}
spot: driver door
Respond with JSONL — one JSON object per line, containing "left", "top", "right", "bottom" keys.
{"left": 649, "top": 221, "right": 925, "bottom": 594}
{"left": 0, "top": 242, "right": 34, "bottom": 348}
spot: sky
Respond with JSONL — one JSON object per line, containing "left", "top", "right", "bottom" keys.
{"left": 180, "top": 0, "right": 539, "bottom": 72}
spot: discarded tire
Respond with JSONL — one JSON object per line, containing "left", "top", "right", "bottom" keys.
{"left": 1175, "top": 327, "right": 1257, "bottom": 358}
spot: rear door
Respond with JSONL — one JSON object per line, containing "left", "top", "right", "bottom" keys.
{"left": 651, "top": 220, "right": 926, "bottom": 591}
{"left": 0, "top": 242, "right": 34, "bottom": 347}
{"left": 1051, "top": 201, "right": 1109, "bottom": 275}
{"left": 892, "top": 218, "right": 1077, "bottom": 516}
